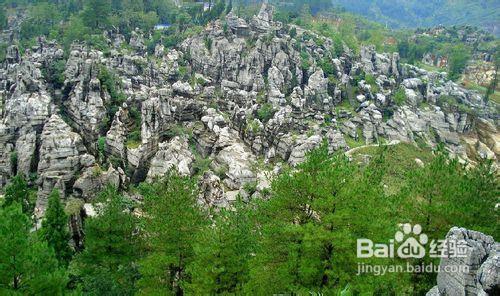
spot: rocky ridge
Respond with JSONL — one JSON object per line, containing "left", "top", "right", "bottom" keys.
{"left": 0, "top": 3, "right": 498, "bottom": 218}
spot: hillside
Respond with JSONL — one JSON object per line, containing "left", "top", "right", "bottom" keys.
{"left": 331, "top": 0, "right": 500, "bottom": 35}
{"left": 0, "top": 1, "right": 498, "bottom": 295}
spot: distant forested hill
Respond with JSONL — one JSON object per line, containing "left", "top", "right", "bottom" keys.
{"left": 330, "top": 0, "right": 500, "bottom": 35}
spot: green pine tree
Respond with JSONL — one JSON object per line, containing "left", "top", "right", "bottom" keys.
{"left": 186, "top": 200, "right": 256, "bottom": 294}
{"left": 245, "top": 144, "right": 407, "bottom": 294}
{"left": 137, "top": 171, "right": 206, "bottom": 295}
{"left": 71, "top": 186, "right": 140, "bottom": 295}
{"left": 41, "top": 190, "right": 73, "bottom": 266}
{"left": 82, "top": 0, "right": 112, "bottom": 30}
{"left": 0, "top": 203, "right": 67, "bottom": 294}
{"left": 3, "top": 174, "right": 34, "bottom": 215}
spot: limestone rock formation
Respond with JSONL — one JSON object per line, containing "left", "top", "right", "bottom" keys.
{"left": 146, "top": 136, "right": 194, "bottom": 180}
{"left": 63, "top": 45, "right": 107, "bottom": 143}
{"left": 427, "top": 227, "right": 499, "bottom": 296}
{"left": 35, "top": 114, "right": 88, "bottom": 217}
{"left": 73, "top": 165, "right": 126, "bottom": 201}
{"left": 0, "top": 2, "right": 497, "bottom": 214}
{"left": 198, "top": 171, "right": 226, "bottom": 208}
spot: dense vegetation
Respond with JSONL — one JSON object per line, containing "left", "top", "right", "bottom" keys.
{"left": 0, "top": 1, "right": 498, "bottom": 295}
{"left": 330, "top": 0, "right": 500, "bottom": 35}
{"left": 0, "top": 144, "right": 497, "bottom": 294}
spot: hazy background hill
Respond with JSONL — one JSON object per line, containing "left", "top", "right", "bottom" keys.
{"left": 329, "top": 0, "right": 500, "bottom": 35}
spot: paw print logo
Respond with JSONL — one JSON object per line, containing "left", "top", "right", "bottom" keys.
{"left": 395, "top": 224, "right": 428, "bottom": 259}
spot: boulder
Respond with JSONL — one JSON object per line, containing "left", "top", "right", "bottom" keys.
{"left": 215, "top": 142, "right": 256, "bottom": 190}
{"left": 146, "top": 136, "right": 194, "bottom": 180}
{"left": 428, "top": 227, "right": 499, "bottom": 296}
{"left": 198, "top": 171, "right": 227, "bottom": 208}
{"left": 73, "top": 165, "right": 125, "bottom": 201}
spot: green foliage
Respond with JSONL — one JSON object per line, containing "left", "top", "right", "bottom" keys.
{"left": 399, "top": 145, "right": 499, "bottom": 292}
{"left": 0, "top": 7, "right": 7, "bottom": 30}
{"left": 1, "top": 140, "right": 497, "bottom": 294}
{"left": 71, "top": 186, "right": 140, "bottom": 295}
{"left": 97, "top": 136, "right": 106, "bottom": 160}
{"left": 243, "top": 181, "right": 258, "bottom": 195}
{"left": 300, "top": 50, "right": 311, "bottom": 71}
{"left": 402, "top": 145, "right": 498, "bottom": 238}
{"left": 1, "top": 2, "right": 499, "bottom": 293}
{"left": 203, "top": 36, "right": 213, "bottom": 52}
{"left": 0, "top": 203, "right": 68, "bottom": 294}
{"left": 485, "top": 47, "right": 499, "bottom": 102}
{"left": 364, "top": 74, "right": 380, "bottom": 93}
{"left": 191, "top": 151, "right": 212, "bottom": 176}
{"left": 10, "top": 151, "right": 17, "bottom": 172}
{"left": 110, "top": 9, "right": 159, "bottom": 34}
{"left": 447, "top": 44, "right": 471, "bottom": 81}
{"left": 3, "top": 174, "right": 34, "bottom": 215}
{"left": 41, "top": 190, "right": 72, "bottom": 266}
{"left": 137, "top": 171, "right": 206, "bottom": 295}
{"left": 350, "top": 143, "right": 434, "bottom": 195}
{"left": 351, "top": 71, "right": 365, "bottom": 86}
{"left": 19, "top": 2, "right": 62, "bottom": 44}
{"left": 42, "top": 60, "right": 66, "bottom": 89}
{"left": 245, "top": 143, "right": 407, "bottom": 294}
{"left": 98, "top": 65, "right": 126, "bottom": 129}
{"left": 126, "top": 131, "right": 141, "bottom": 149}
{"left": 98, "top": 66, "right": 123, "bottom": 103}
{"left": 256, "top": 103, "right": 275, "bottom": 123}
{"left": 82, "top": 0, "right": 111, "bottom": 30}
{"left": 319, "top": 56, "right": 335, "bottom": 76}
{"left": 393, "top": 87, "right": 406, "bottom": 106}
{"left": 58, "top": 15, "right": 90, "bottom": 50}
{"left": 186, "top": 201, "right": 256, "bottom": 294}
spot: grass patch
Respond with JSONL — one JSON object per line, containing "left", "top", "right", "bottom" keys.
{"left": 415, "top": 61, "right": 443, "bottom": 73}
{"left": 351, "top": 143, "right": 434, "bottom": 195}
{"left": 344, "top": 129, "right": 364, "bottom": 148}
{"left": 126, "top": 139, "right": 141, "bottom": 149}
{"left": 65, "top": 198, "right": 85, "bottom": 215}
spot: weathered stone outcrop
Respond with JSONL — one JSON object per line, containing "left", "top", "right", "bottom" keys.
{"left": 73, "top": 165, "right": 126, "bottom": 201}
{"left": 63, "top": 45, "right": 107, "bottom": 143}
{"left": 35, "top": 114, "right": 89, "bottom": 217}
{"left": 0, "top": 2, "right": 497, "bottom": 213}
{"left": 215, "top": 142, "right": 256, "bottom": 190}
{"left": 105, "top": 106, "right": 129, "bottom": 159}
{"left": 146, "top": 136, "right": 194, "bottom": 180}
{"left": 198, "top": 171, "right": 226, "bottom": 208}
{"left": 427, "top": 227, "right": 499, "bottom": 296}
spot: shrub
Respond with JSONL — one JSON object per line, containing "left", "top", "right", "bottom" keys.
{"left": 42, "top": 60, "right": 66, "bottom": 89}
{"left": 97, "top": 137, "right": 106, "bottom": 159}
{"left": 393, "top": 87, "right": 407, "bottom": 106}
{"left": 365, "top": 74, "right": 380, "bottom": 93}
{"left": 256, "top": 103, "right": 275, "bottom": 123}
{"left": 203, "top": 36, "right": 213, "bottom": 52}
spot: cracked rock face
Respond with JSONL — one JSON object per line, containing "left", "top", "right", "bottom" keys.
{"left": 215, "top": 142, "right": 256, "bottom": 190}
{"left": 73, "top": 165, "right": 126, "bottom": 201}
{"left": 427, "top": 227, "right": 499, "bottom": 296}
{"left": 198, "top": 171, "right": 226, "bottom": 208}
{"left": 64, "top": 46, "right": 107, "bottom": 143}
{"left": 146, "top": 136, "right": 194, "bottom": 180}
{"left": 36, "top": 114, "right": 88, "bottom": 217}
